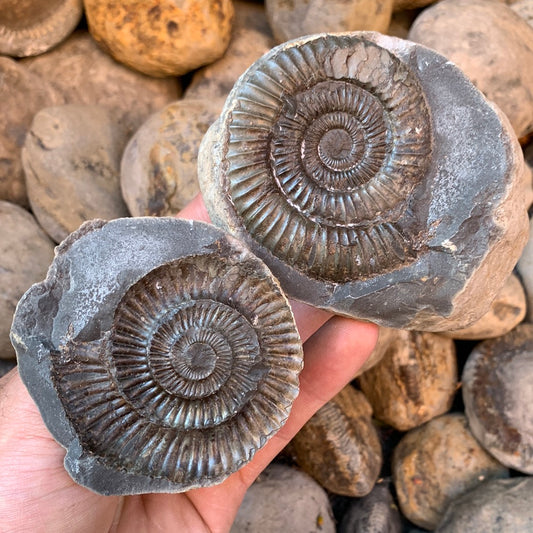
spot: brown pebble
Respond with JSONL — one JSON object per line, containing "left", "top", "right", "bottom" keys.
{"left": 0, "top": 201, "right": 55, "bottom": 360}
{"left": 21, "top": 31, "right": 180, "bottom": 136}
{"left": 392, "top": 413, "right": 509, "bottom": 530}
{"left": 0, "top": 56, "right": 65, "bottom": 206}
{"left": 462, "top": 323, "right": 533, "bottom": 474}
{"left": 22, "top": 104, "right": 130, "bottom": 243}
{"left": 358, "top": 330, "right": 457, "bottom": 431}
{"left": 442, "top": 273, "right": 526, "bottom": 340}
{"left": 0, "top": 0, "right": 83, "bottom": 57}
{"left": 265, "top": 0, "right": 394, "bottom": 43}
{"left": 121, "top": 99, "right": 220, "bottom": 216}
{"left": 84, "top": 0, "right": 234, "bottom": 77}
{"left": 289, "top": 385, "right": 382, "bottom": 497}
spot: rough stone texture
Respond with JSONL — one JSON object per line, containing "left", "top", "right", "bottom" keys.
{"left": 0, "top": 201, "right": 55, "bottom": 360}
{"left": 436, "top": 477, "right": 533, "bottom": 532}
{"left": 338, "top": 481, "right": 402, "bottom": 533}
{"left": 511, "top": 0, "right": 533, "bottom": 26}
{"left": 392, "top": 413, "right": 510, "bottom": 530}
{"left": 199, "top": 32, "right": 529, "bottom": 331}
{"left": 121, "top": 99, "right": 219, "bottom": 217}
{"left": 11, "top": 217, "right": 302, "bottom": 495}
{"left": 22, "top": 104, "right": 130, "bottom": 243}
{"left": 358, "top": 330, "right": 457, "bottom": 430}
{"left": 289, "top": 385, "right": 382, "bottom": 497}
{"left": 21, "top": 31, "right": 180, "bottom": 136}
{"left": 265, "top": 0, "right": 393, "bottom": 43}
{"left": 231, "top": 463, "right": 335, "bottom": 533}
{"left": 0, "top": 56, "right": 65, "bottom": 206}
{"left": 84, "top": 0, "right": 234, "bottom": 77}
{"left": 0, "top": 0, "right": 83, "bottom": 57}
{"left": 518, "top": 216, "right": 533, "bottom": 321}
{"left": 184, "top": 0, "right": 275, "bottom": 103}
{"left": 442, "top": 273, "right": 526, "bottom": 340}
{"left": 408, "top": 0, "right": 533, "bottom": 140}
{"left": 462, "top": 323, "right": 533, "bottom": 474}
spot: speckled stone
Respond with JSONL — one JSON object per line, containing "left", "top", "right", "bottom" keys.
{"left": 392, "top": 413, "right": 509, "bottom": 530}
{"left": 442, "top": 273, "right": 526, "bottom": 340}
{"left": 0, "top": 0, "right": 83, "bottom": 57}
{"left": 21, "top": 31, "right": 180, "bottom": 136}
{"left": 0, "top": 56, "right": 65, "bottom": 206}
{"left": 265, "top": 0, "right": 394, "bottom": 43}
{"left": 462, "top": 323, "right": 533, "bottom": 474}
{"left": 121, "top": 99, "right": 220, "bottom": 216}
{"left": 289, "top": 385, "right": 382, "bottom": 497}
{"left": 0, "top": 201, "right": 55, "bottom": 360}
{"left": 22, "top": 104, "right": 130, "bottom": 243}
{"left": 436, "top": 477, "right": 533, "bottom": 532}
{"left": 408, "top": 0, "right": 533, "bottom": 140}
{"left": 358, "top": 330, "right": 457, "bottom": 431}
{"left": 184, "top": 0, "right": 275, "bottom": 103}
{"left": 231, "top": 463, "right": 335, "bottom": 533}
{"left": 84, "top": 0, "right": 234, "bottom": 77}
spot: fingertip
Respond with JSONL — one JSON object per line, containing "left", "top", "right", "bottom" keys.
{"left": 175, "top": 193, "right": 211, "bottom": 223}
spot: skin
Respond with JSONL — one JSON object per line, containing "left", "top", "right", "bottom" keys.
{"left": 0, "top": 195, "right": 378, "bottom": 533}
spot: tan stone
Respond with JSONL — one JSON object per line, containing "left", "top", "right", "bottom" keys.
{"left": 265, "top": 0, "right": 394, "bottom": 44}
{"left": 408, "top": 0, "right": 533, "bottom": 140}
{"left": 0, "top": 201, "right": 55, "bottom": 359}
{"left": 393, "top": 413, "right": 509, "bottom": 530}
{"left": 22, "top": 31, "right": 180, "bottom": 136}
{"left": 443, "top": 273, "right": 526, "bottom": 340}
{"left": 358, "top": 330, "right": 457, "bottom": 431}
{"left": 0, "top": 57, "right": 65, "bottom": 206}
{"left": 289, "top": 385, "right": 382, "bottom": 497}
{"left": 84, "top": 0, "right": 234, "bottom": 77}
{"left": 121, "top": 99, "right": 220, "bottom": 216}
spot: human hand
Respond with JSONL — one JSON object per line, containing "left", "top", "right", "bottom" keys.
{"left": 0, "top": 195, "right": 378, "bottom": 533}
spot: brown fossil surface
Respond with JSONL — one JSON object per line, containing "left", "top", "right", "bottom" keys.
{"left": 358, "top": 329, "right": 457, "bottom": 430}
{"left": 199, "top": 32, "right": 528, "bottom": 331}
{"left": 289, "top": 385, "right": 382, "bottom": 497}
{"left": 121, "top": 99, "right": 220, "bottom": 217}
{"left": 392, "top": 413, "right": 509, "bottom": 530}
{"left": 11, "top": 217, "right": 303, "bottom": 494}
{"left": 0, "top": 0, "right": 83, "bottom": 57}
{"left": 462, "top": 323, "right": 533, "bottom": 474}
{"left": 84, "top": 0, "right": 234, "bottom": 77}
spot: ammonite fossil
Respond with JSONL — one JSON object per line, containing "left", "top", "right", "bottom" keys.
{"left": 10, "top": 218, "right": 303, "bottom": 495}
{"left": 0, "top": 0, "right": 83, "bottom": 57}
{"left": 199, "top": 32, "right": 528, "bottom": 331}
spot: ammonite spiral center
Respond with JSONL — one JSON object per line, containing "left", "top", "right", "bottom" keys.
{"left": 172, "top": 340, "right": 218, "bottom": 380}
{"left": 317, "top": 128, "right": 361, "bottom": 169}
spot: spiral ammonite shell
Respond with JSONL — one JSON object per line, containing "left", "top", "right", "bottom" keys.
{"left": 11, "top": 217, "right": 303, "bottom": 495}
{"left": 199, "top": 32, "right": 529, "bottom": 331}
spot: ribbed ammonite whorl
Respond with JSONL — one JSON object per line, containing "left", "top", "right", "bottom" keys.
{"left": 11, "top": 218, "right": 303, "bottom": 495}
{"left": 199, "top": 32, "right": 529, "bottom": 331}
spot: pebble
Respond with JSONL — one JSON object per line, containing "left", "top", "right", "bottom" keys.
{"left": 121, "top": 99, "right": 220, "bottom": 216}
{"left": 462, "top": 323, "right": 533, "bottom": 474}
{"left": 265, "top": 0, "right": 394, "bottom": 44}
{"left": 337, "top": 481, "right": 402, "bottom": 533}
{"left": 0, "top": 201, "right": 55, "bottom": 360}
{"left": 0, "top": 56, "right": 64, "bottom": 206}
{"left": 22, "top": 104, "right": 130, "bottom": 243}
{"left": 289, "top": 385, "right": 382, "bottom": 497}
{"left": 231, "top": 463, "right": 335, "bottom": 533}
{"left": 84, "top": 0, "right": 234, "bottom": 77}
{"left": 358, "top": 330, "right": 457, "bottom": 431}
{"left": 184, "top": 1, "right": 275, "bottom": 103}
{"left": 442, "top": 273, "right": 526, "bottom": 340}
{"left": 408, "top": 0, "right": 533, "bottom": 140}
{"left": 392, "top": 413, "right": 509, "bottom": 530}
{"left": 0, "top": 0, "right": 83, "bottom": 57}
{"left": 436, "top": 477, "right": 533, "bottom": 532}
{"left": 21, "top": 31, "right": 180, "bottom": 136}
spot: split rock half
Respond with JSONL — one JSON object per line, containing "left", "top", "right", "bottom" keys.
{"left": 10, "top": 217, "right": 303, "bottom": 495}
{"left": 198, "top": 32, "right": 528, "bottom": 331}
